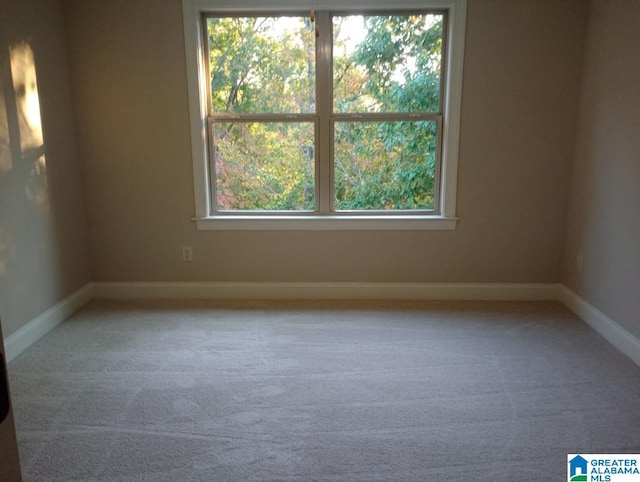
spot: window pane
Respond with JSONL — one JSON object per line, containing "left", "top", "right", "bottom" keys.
{"left": 334, "top": 121, "right": 438, "bottom": 211}
{"left": 207, "top": 16, "right": 316, "bottom": 114}
{"left": 333, "top": 14, "right": 443, "bottom": 113}
{"left": 213, "top": 122, "right": 315, "bottom": 211}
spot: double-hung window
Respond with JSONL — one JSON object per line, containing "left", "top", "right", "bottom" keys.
{"left": 183, "top": 0, "right": 466, "bottom": 230}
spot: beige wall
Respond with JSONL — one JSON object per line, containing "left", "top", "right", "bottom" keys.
{"left": 563, "top": 0, "right": 640, "bottom": 339}
{"left": 0, "top": 0, "right": 89, "bottom": 338}
{"left": 64, "top": 0, "right": 586, "bottom": 284}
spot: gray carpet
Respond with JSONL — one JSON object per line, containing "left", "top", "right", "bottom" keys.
{"left": 8, "top": 300, "right": 640, "bottom": 481}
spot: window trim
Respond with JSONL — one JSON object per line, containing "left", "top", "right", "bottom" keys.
{"left": 182, "top": 0, "right": 467, "bottom": 230}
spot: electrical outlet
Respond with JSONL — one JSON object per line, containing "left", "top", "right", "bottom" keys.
{"left": 576, "top": 250, "right": 584, "bottom": 273}
{"left": 182, "top": 246, "right": 193, "bottom": 262}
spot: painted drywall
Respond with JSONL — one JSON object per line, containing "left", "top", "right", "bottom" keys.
{"left": 0, "top": 0, "right": 89, "bottom": 338}
{"left": 64, "top": 0, "right": 586, "bottom": 284}
{"left": 563, "top": 0, "right": 640, "bottom": 339}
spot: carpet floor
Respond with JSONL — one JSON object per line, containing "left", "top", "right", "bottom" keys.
{"left": 8, "top": 299, "right": 640, "bottom": 481}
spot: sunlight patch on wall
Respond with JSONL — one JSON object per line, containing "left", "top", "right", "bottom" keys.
{"left": 0, "top": 41, "right": 49, "bottom": 282}
{"left": 10, "top": 43, "right": 43, "bottom": 149}
{"left": 0, "top": 54, "right": 10, "bottom": 176}
{"left": 0, "top": 42, "right": 48, "bottom": 207}
{"left": 8, "top": 42, "right": 47, "bottom": 207}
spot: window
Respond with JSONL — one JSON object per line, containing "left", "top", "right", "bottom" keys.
{"left": 183, "top": 0, "right": 467, "bottom": 230}
{"left": 206, "top": 15, "right": 317, "bottom": 212}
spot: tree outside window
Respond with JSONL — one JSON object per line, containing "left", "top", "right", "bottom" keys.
{"left": 205, "top": 12, "right": 445, "bottom": 213}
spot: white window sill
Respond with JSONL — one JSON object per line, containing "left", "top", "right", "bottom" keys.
{"left": 194, "top": 215, "right": 458, "bottom": 231}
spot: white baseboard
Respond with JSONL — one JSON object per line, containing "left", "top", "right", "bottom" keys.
{"left": 559, "top": 286, "right": 640, "bottom": 367}
{"left": 6, "top": 282, "right": 639, "bottom": 369}
{"left": 4, "top": 283, "right": 94, "bottom": 363}
{"left": 91, "top": 281, "right": 561, "bottom": 301}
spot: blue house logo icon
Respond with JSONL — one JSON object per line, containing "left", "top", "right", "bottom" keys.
{"left": 569, "top": 455, "right": 588, "bottom": 481}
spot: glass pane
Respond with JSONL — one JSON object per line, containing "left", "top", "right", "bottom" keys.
{"left": 213, "top": 122, "right": 315, "bottom": 211}
{"left": 333, "top": 14, "right": 443, "bottom": 113}
{"left": 207, "top": 16, "right": 316, "bottom": 114}
{"left": 334, "top": 121, "right": 438, "bottom": 211}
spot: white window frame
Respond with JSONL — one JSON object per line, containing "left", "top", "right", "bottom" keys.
{"left": 182, "top": 0, "right": 467, "bottom": 231}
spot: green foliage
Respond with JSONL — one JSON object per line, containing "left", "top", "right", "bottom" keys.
{"left": 333, "top": 14, "right": 443, "bottom": 210}
{"left": 207, "top": 13, "right": 444, "bottom": 211}
{"left": 364, "top": 15, "right": 442, "bottom": 112}
{"left": 334, "top": 121, "right": 437, "bottom": 210}
{"left": 208, "top": 17, "right": 315, "bottom": 114}
{"left": 214, "top": 122, "right": 315, "bottom": 210}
